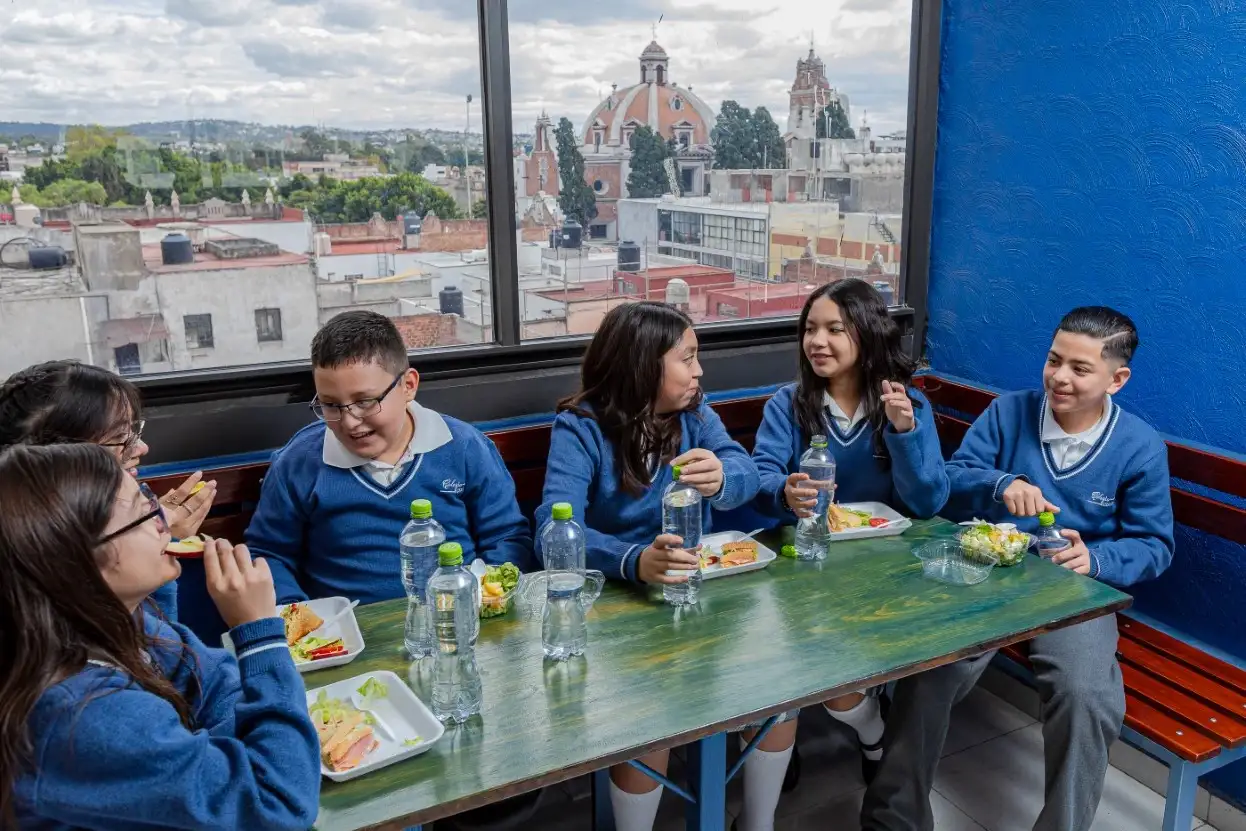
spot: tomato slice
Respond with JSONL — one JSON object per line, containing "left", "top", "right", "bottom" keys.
{"left": 868, "top": 517, "right": 889, "bottom": 527}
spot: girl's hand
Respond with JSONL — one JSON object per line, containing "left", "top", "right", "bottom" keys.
{"left": 203, "top": 537, "right": 277, "bottom": 629}
{"left": 672, "top": 449, "right": 724, "bottom": 498}
{"left": 784, "top": 472, "right": 819, "bottom": 517}
{"left": 160, "top": 472, "right": 217, "bottom": 539}
{"left": 637, "top": 534, "right": 702, "bottom": 584}
{"left": 881, "top": 381, "right": 916, "bottom": 433}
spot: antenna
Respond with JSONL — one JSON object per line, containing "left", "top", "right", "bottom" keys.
{"left": 652, "top": 13, "right": 663, "bottom": 40}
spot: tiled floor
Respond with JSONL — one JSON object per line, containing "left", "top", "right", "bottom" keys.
{"left": 458, "top": 686, "right": 1223, "bottom": 830}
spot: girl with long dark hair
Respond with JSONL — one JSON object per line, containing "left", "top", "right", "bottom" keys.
{"left": 0, "top": 360, "right": 218, "bottom": 618}
{"left": 745, "top": 279, "right": 949, "bottom": 821}
{"left": 535, "top": 301, "right": 760, "bottom": 831}
{"left": 0, "top": 443, "right": 319, "bottom": 830}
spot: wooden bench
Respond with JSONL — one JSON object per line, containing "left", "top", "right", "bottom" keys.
{"left": 915, "top": 373, "right": 1246, "bottom": 831}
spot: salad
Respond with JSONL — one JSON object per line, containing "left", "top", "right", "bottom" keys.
{"left": 480, "top": 562, "right": 521, "bottom": 618}
{"left": 960, "top": 523, "right": 1031, "bottom": 566}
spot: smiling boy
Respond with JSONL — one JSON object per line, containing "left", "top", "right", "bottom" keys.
{"left": 246, "top": 311, "right": 534, "bottom": 605}
{"left": 861, "top": 307, "right": 1175, "bottom": 831}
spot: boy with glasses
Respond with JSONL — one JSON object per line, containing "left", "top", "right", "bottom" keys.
{"left": 246, "top": 311, "right": 534, "bottom": 605}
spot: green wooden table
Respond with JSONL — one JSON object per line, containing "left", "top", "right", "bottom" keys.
{"left": 313, "top": 519, "right": 1130, "bottom": 831}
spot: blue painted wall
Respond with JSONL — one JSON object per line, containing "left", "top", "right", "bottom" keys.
{"left": 925, "top": 0, "right": 1246, "bottom": 803}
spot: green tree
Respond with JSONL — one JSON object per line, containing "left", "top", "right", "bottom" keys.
{"left": 626, "top": 125, "right": 674, "bottom": 198}
{"left": 471, "top": 198, "right": 488, "bottom": 219}
{"left": 752, "top": 107, "right": 786, "bottom": 169}
{"left": 553, "top": 117, "right": 596, "bottom": 226}
{"left": 308, "top": 173, "right": 460, "bottom": 223}
{"left": 19, "top": 179, "right": 108, "bottom": 207}
{"left": 64, "top": 125, "right": 127, "bottom": 163}
{"left": 711, "top": 100, "right": 757, "bottom": 170}
{"left": 817, "top": 99, "right": 856, "bottom": 140}
{"left": 22, "top": 156, "right": 78, "bottom": 190}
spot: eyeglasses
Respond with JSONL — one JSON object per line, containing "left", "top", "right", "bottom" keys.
{"left": 310, "top": 373, "right": 404, "bottom": 422}
{"left": 101, "top": 420, "right": 146, "bottom": 458}
{"left": 96, "top": 483, "right": 168, "bottom": 546}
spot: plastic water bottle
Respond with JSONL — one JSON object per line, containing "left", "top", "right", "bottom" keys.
{"left": 1035, "top": 511, "right": 1071, "bottom": 559}
{"left": 661, "top": 465, "right": 703, "bottom": 606}
{"left": 539, "top": 503, "right": 588, "bottom": 660}
{"left": 427, "top": 542, "right": 483, "bottom": 723}
{"left": 794, "top": 435, "right": 836, "bottom": 561}
{"left": 400, "top": 499, "right": 445, "bottom": 659}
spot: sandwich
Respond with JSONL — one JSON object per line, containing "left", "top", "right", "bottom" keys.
{"left": 720, "top": 540, "right": 759, "bottom": 567}
{"left": 828, "top": 504, "right": 866, "bottom": 532}
{"left": 320, "top": 711, "right": 378, "bottom": 772}
{"left": 281, "top": 603, "right": 324, "bottom": 646}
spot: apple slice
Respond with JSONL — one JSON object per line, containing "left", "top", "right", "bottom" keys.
{"left": 166, "top": 535, "right": 206, "bottom": 558}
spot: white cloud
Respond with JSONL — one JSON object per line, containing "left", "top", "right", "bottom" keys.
{"left": 0, "top": 0, "right": 912, "bottom": 134}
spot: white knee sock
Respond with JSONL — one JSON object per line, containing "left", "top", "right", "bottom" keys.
{"left": 826, "top": 696, "right": 884, "bottom": 760}
{"left": 739, "top": 743, "right": 793, "bottom": 831}
{"left": 609, "top": 781, "right": 663, "bottom": 831}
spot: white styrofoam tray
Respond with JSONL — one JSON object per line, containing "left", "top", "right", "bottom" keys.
{"left": 827, "top": 501, "right": 913, "bottom": 542}
{"left": 307, "top": 670, "right": 445, "bottom": 782}
{"left": 222, "top": 596, "right": 365, "bottom": 674}
{"left": 698, "top": 530, "right": 778, "bottom": 579}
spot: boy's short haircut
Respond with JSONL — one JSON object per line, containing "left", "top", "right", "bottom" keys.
{"left": 1055, "top": 306, "right": 1139, "bottom": 366}
{"left": 311, "top": 311, "right": 408, "bottom": 374}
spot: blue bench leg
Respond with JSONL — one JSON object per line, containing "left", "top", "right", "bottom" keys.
{"left": 593, "top": 768, "right": 617, "bottom": 831}
{"left": 1162, "top": 762, "right": 1199, "bottom": 831}
{"left": 685, "top": 733, "right": 727, "bottom": 831}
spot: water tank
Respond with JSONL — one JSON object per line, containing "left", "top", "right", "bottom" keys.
{"left": 665, "top": 278, "right": 690, "bottom": 310}
{"left": 439, "top": 286, "right": 465, "bottom": 317}
{"left": 560, "top": 219, "right": 582, "bottom": 249}
{"left": 27, "top": 245, "right": 69, "bottom": 270}
{"left": 873, "top": 280, "right": 895, "bottom": 306}
{"left": 160, "top": 233, "right": 194, "bottom": 266}
{"left": 312, "top": 232, "right": 332, "bottom": 256}
{"left": 402, "top": 212, "right": 423, "bottom": 235}
{"left": 618, "top": 240, "right": 641, "bottom": 273}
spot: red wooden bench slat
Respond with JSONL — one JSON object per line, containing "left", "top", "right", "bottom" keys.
{"left": 1117, "top": 661, "right": 1246, "bottom": 748}
{"left": 998, "top": 634, "right": 1224, "bottom": 763}
{"left": 715, "top": 397, "right": 769, "bottom": 433}
{"left": 1122, "top": 693, "right": 1223, "bottom": 764}
{"left": 490, "top": 424, "right": 553, "bottom": 468}
{"left": 1117, "top": 637, "right": 1246, "bottom": 723}
{"left": 1171, "top": 488, "right": 1246, "bottom": 546}
{"left": 511, "top": 467, "right": 545, "bottom": 504}
{"left": 1167, "top": 443, "right": 1246, "bottom": 501}
{"left": 1119, "top": 615, "right": 1246, "bottom": 699}
{"left": 913, "top": 375, "right": 998, "bottom": 417}
{"left": 198, "top": 514, "right": 251, "bottom": 543}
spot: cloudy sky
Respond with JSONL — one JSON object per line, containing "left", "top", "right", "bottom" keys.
{"left": 0, "top": 0, "right": 912, "bottom": 136}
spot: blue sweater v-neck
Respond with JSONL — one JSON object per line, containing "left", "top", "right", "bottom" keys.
{"left": 945, "top": 389, "right": 1174, "bottom": 587}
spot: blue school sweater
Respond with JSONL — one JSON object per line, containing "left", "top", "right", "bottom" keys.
{"left": 15, "top": 612, "right": 320, "bottom": 830}
{"left": 248, "top": 409, "right": 535, "bottom": 605}
{"left": 750, "top": 384, "right": 949, "bottom": 524}
{"left": 945, "top": 390, "right": 1175, "bottom": 587}
{"left": 150, "top": 581, "right": 178, "bottom": 620}
{"left": 535, "top": 401, "right": 760, "bottom": 582}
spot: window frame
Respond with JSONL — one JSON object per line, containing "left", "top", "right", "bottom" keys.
{"left": 129, "top": 0, "right": 940, "bottom": 412}
{"left": 182, "top": 313, "right": 215, "bottom": 350}
{"left": 254, "top": 307, "right": 284, "bottom": 344}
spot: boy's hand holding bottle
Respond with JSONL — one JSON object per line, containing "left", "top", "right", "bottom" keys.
{"left": 1051, "top": 528, "right": 1092, "bottom": 575}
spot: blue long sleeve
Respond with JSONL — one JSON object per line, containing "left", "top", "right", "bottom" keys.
{"left": 23, "top": 618, "right": 320, "bottom": 831}
{"left": 883, "top": 391, "right": 950, "bottom": 518}
{"left": 751, "top": 392, "right": 801, "bottom": 522}
{"left": 148, "top": 581, "right": 179, "bottom": 621}
{"left": 466, "top": 433, "right": 536, "bottom": 571}
{"left": 693, "top": 405, "right": 760, "bottom": 511}
{"left": 1089, "top": 448, "right": 1175, "bottom": 587}
{"left": 245, "top": 449, "right": 311, "bottom": 605}
{"left": 537, "top": 417, "right": 643, "bottom": 582}
{"left": 945, "top": 399, "right": 1021, "bottom": 517}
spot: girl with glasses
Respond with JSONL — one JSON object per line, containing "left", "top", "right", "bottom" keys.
{"left": 0, "top": 443, "right": 320, "bottom": 830}
{"left": 0, "top": 360, "right": 219, "bottom": 619}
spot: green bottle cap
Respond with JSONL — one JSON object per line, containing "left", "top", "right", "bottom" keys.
{"left": 410, "top": 499, "right": 432, "bottom": 520}
{"left": 810, "top": 434, "right": 828, "bottom": 449}
{"left": 672, "top": 465, "right": 682, "bottom": 479}
{"left": 1038, "top": 511, "right": 1056, "bottom": 528}
{"left": 438, "top": 542, "right": 464, "bottom": 566}
{"left": 780, "top": 544, "right": 797, "bottom": 559}
{"left": 551, "top": 502, "right": 573, "bottom": 521}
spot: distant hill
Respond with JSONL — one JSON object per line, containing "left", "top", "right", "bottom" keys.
{"left": 0, "top": 122, "right": 64, "bottom": 141}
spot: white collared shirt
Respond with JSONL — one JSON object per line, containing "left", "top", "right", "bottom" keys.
{"left": 1042, "top": 394, "right": 1112, "bottom": 469}
{"left": 822, "top": 392, "right": 867, "bottom": 433}
{"left": 322, "top": 401, "right": 454, "bottom": 486}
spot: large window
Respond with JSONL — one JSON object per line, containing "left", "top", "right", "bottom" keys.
{"left": 0, "top": 0, "right": 919, "bottom": 381}
{"left": 0, "top": 0, "right": 490, "bottom": 379}
{"left": 508, "top": 0, "right": 912, "bottom": 338}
